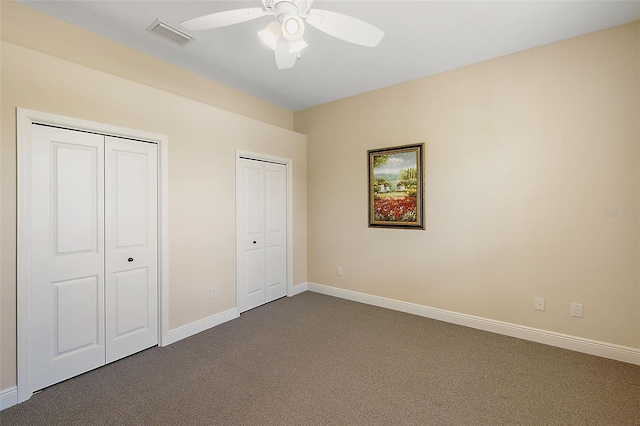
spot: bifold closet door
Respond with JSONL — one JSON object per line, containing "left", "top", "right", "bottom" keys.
{"left": 29, "top": 125, "right": 158, "bottom": 391}
{"left": 105, "top": 136, "right": 158, "bottom": 363}
{"left": 237, "top": 159, "right": 287, "bottom": 313}
{"left": 30, "top": 125, "right": 107, "bottom": 391}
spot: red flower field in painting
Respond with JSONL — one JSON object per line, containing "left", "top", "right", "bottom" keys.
{"left": 373, "top": 196, "right": 417, "bottom": 222}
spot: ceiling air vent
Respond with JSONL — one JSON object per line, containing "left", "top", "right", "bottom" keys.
{"left": 147, "top": 19, "right": 193, "bottom": 46}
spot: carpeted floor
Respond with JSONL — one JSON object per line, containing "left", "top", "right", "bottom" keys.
{"left": 2, "top": 291, "right": 639, "bottom": 425}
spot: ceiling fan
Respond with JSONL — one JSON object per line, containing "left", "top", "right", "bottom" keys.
{"left": 180, "top": 0, "right": 384, "bottom": 70}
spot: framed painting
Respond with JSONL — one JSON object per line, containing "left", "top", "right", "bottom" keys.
{"left": 368, "top": 143, "right": 425, "bottom": 229}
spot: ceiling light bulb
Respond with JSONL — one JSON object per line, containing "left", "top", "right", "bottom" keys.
{"left": 285, "top": 18, "right": 298, "bottom": 34}
{"left": 258, "top": 21, "right": 282, "bottom": 50}
{"left": 281, "top": 15, "right": 304, "bottom": 41}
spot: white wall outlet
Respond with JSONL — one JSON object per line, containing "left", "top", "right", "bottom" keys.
{"left": 571, "top": 303, "right": 583, "bottom": 318}
{"left": 337, "top": 266, "right": 343, "bottom": 276}
{"left": 210, "top": 287, "right": 217, "bottom": 299}
{"left": 534, "top": 297, "right": 545, "bottom": 311}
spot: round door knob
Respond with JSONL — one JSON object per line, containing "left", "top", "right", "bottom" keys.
{"left": 253, "top": 241, "right": 257, "bottom": 244}
{"left": 128, "top": 257, "right": 134, "bottom": 262}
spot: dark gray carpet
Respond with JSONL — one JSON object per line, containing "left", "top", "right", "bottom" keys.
{"left": 2, "top": 291, "right": 639, "bottom": 425}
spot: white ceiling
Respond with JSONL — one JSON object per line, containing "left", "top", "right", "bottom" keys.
{"left": 18, "top": 1, "right": 640, "bottom": 111}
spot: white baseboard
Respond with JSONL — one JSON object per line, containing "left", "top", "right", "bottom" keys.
{"left": 0, "top": 386, "right": 18, "bottom": 411}
{"left": 166, "top": 308, "right": 239, "bottom": 345}
{"left": 307, "top": 283, "right": 640, "bottom": 365}
{"left": 288, "top": 282, "right": 308, "bottom": 297}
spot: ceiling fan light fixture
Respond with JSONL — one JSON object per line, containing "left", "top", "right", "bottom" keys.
{"left": 281, "top": 14, "right": 304, "bottom": 41}
{"left": 183, "top": 0, "right": 385, "bottom": 70}
{"left": 258, "top": 21, "right": 282, "bottom": 50}
{"left": 288, "top": 38, "right": 308, "bottom": 53}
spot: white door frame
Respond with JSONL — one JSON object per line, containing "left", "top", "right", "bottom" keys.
{"left": 235, "top": 150, "right": 294, "bottom": 309}
{"left": 16, "top": 108, "right": 170, "bottom": 403}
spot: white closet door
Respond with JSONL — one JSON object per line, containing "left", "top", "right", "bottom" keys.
{"left": 237, "top": 159, "right": 287, "bottom": 313}
{"left": 264, "top": 163, "right": 287, "bottom": 303}
{"left": 30, "top": 125, "right": 106, "bottom": 391}
{"left": 29, "top": 125, "right": 159, "bottom": 391}
{"left": 105, "top": 136, "right": 158, "bottom": 363}
{"left": 237, "top": 159, "right": 266, "bottom": 313}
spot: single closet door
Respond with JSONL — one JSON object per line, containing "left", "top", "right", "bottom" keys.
{"left": 29, "top": 125, "right": 158, "bottom": 392}
{"left": 105, "top": 136, "right": 158, "bottom": 363}
{"left": 237, "top": 158, "right": 287, "bottom": 313}
{"left": 30, "top": 125, "right": 107, "bottom": 391}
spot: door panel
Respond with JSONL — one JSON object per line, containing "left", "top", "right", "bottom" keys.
{"left": 53, "top": 275, "right": 100, "bottom": 356}
{"left": 237, "top": 158, "right": 287, "bottom": 313}
{"left": 244, "top": 166, "right": 265, "bottom": 240}
{"left": 105, "top": 137, "right": 158, "bottom": 363}
{"left": 53, "top": 144, "right": 100, "bottom": 255}
{"left": 113, "top": 268, "right": 149, "bottom": 337}
{"left": 113, "top": 152, "right": 148, "bottom": 249}
{"left": 245, "top": 250, "right": 265, "bottom": 296}
{"left": 266, "top": 246, "right": 283, "bottom": 289}
{"left": 30, "top": 125, "right": 106, "bottom": 391}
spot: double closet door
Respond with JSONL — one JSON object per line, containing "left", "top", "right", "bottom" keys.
{"left": 29, "top": 124, "right": 158, "bottom": 391}
{"left": 236, "top": 158, "right": 287, "bottom": 313}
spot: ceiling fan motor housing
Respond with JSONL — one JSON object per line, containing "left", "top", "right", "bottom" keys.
{"left": 261, "top": 0, "right": 313, "bottom": 18}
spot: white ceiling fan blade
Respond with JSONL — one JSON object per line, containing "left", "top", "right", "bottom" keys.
{"left": 306, "top": 9, "right": 384, "bottom": 47}
{"left": 181, "top": 8, "right": 268, "bottom": 31}
{"left": 275, "top": 36, "right": 297, "bottom": 69}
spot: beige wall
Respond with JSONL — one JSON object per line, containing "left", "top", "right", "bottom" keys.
{"left": 0, "top": 3, "right": 307, "bottom": 390}
{"left": 295, "top": 22, "right": 640, "bottom": 349}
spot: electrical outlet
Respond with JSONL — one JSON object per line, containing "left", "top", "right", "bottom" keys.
{"left": 571, "top": 303, "right": 583, "bottom": 318}
{"left": 337, "top": 266, "right": 343, "bottom": 277}
{"left": 534, "top": 297, "right": 545, "bottom": 311}
{"left": 210, "top": 287, "right": 217, "bottom": 299}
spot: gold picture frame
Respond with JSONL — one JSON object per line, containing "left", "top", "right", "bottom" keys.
{"left": 368, "top": 143, "right": 425, "bottom": 229}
